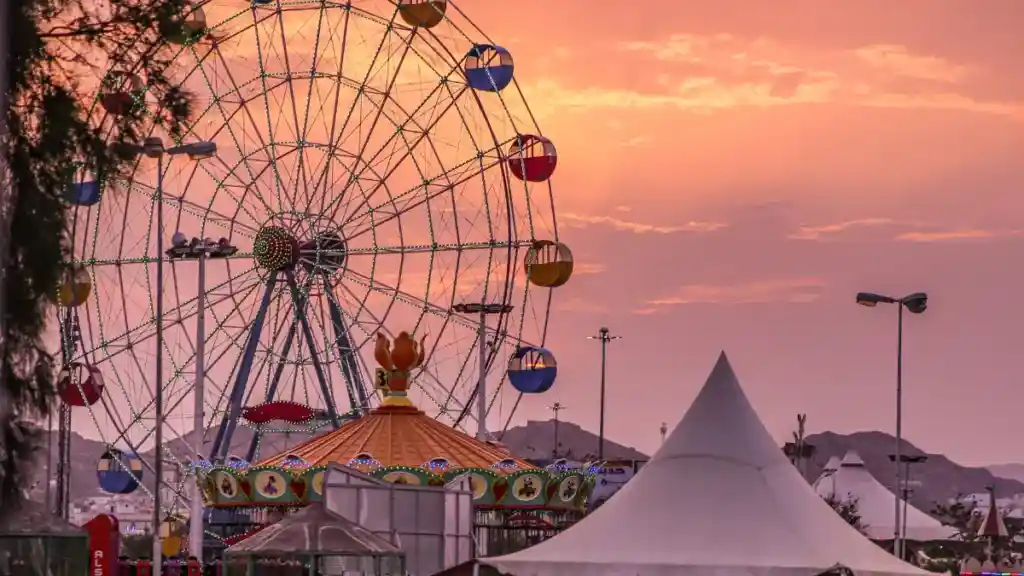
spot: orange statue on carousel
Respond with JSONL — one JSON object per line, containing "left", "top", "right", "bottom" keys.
{"left": 373, "top": 331, "right": 427, "bottom": 407}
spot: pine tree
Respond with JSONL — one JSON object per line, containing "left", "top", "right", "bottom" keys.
{"left": 0, "top": 0, "right": 198, "bottom": 518}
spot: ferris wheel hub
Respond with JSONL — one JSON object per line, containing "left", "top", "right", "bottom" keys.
{"left": 253, "top": 226, "right": 300, "bottom": 271}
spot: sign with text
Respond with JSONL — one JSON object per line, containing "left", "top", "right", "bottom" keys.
{"left": 84, "top": 513, "right": 120, "bottom": 576}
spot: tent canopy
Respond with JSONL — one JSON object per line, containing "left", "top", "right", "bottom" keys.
{"left": 480, "top": 352, "right": 933, "bottom": 576}
{"left": 814, "top": 451, "right": 951, "bottom": 542}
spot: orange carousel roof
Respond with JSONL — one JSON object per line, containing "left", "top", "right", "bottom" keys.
{"left": 256, "top": 403, "right": 533, "bottom": 472}
{"left": 257, "top": 331, "right": 535, "bottom": 474}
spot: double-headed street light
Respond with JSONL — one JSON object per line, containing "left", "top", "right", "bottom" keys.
{"left": 452, "top": 302, "right": 513, "bottom": 440}
{"left": 118, "top": 137, "right": 217, "bottom": 572}
{"left": 856, "top": 291, "right": 927, "bottom": 560}
{"left": 166, "top": 235, "right": 236, "bottom": 564}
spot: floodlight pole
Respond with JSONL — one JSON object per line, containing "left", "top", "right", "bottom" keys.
{"left": 154, "top": 154, "right": 165, "bottom": 570}
{"left": 452, "top": 302, "right": 513, "bottom": 440}
{"left": 856, "top": 291, "right": 927, "bottom": 561}
{"left": 116, "top": 137, "right": 216, "bottom": 574}
{"left": 588, "top": 327, "right": 621, "bottom": 461}
{"left": 548, "top": 402, "right": 566, "bottom": 458}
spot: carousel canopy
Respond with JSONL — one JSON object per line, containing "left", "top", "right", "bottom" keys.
{"left": 479, "top": 352, "right": 933, "bottom": 576}
{"left": 813, "top": 451, "right": 951, "bottom": 542}
{"left": 224, "top": 504, "right": 402, "bottom": 557}
{"left": 255, "top": 398, "right": 533, "bottom": 473}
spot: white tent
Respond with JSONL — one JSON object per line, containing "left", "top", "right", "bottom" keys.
{"left": 813, "top": 451, "right": 951, "bottom": 542}
{"left": 479, "top": 352, "right": 931, "bottom": 576}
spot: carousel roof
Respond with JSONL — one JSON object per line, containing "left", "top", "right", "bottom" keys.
{"left": 256, "top": 403, "right": 534, "bottom": 472}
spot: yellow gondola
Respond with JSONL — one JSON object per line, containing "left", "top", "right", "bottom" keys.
{"left": 524, "top": 240, "right": 573, "bottom": 288}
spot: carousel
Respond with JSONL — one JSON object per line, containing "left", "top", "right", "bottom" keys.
{"left": 200, "top": 330, "right": 595, "bottom": 556}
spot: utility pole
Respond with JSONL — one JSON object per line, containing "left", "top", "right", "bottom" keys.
{"left": 587, "top": 327, "right": 621, "bottom": 460}
{"left": 548, "top": 402, "right": 566, "bottom": 458}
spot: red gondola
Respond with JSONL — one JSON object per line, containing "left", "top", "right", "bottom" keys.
{"left": 507, "top": 134, "right": 557, "bottom": 182}
{"left": 57, "top": 363, "right": 104, "bottom": 407}
{"left": 241, "top": 400, "right": 316, "bottom": 424}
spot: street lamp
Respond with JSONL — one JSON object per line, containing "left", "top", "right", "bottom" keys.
{"left": 119, "top": 137, "right": 217, "bottom": 572}
{"left": 856, "top": 290, "right": 927, "bottom": 560}
{"left": 166, "top": 234, "right": 236, "bottom": 564}
{"left": 547, "top": 402, "right": 566, "bottom": 458}
{"left": 587, "top": 327, "right": 621, "bottom": 460}
{"left": 451, "top": 302, "right": 513, "bottom": 440}
{"left": 889, "top": 453, "right": 928, "bottom": 559}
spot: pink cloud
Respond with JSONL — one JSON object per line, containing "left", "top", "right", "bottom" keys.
{"left": 648, "top": 277, "right": 826, "bottom": 305}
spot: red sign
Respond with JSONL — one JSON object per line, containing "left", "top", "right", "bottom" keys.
{"left": 84, "top": 513, "right": 120, "bottom": 576}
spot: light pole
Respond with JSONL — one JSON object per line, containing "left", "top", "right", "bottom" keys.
{"left": 451, "top": 302, "right": 512, "bottom": 439}
{"left": 587, "top": 327, "right": 621, "bottom": 460}
{"left": 119, "top": 137, "right": 216, "bottom": 571}
{"left": 166, "top": 234, "right": 236, "bottom": 563}
{"left": 856, "top": 291, "right": 927, "bottom": 560}
{"left": 548, "top": 402, "right": 566, "bottom": 458}
{"left": 889, "top": 453, "right": 927, "bottom": 559}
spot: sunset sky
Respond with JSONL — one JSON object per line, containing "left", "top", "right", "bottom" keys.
{"left": 461, "top": 0, "right": 1024, "bottom": 466}
{"left": 64, "top": 0, "right": 1024, "bottom": 469}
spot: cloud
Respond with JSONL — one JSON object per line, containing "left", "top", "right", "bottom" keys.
{"left": 851, "top": 44, "right": 972, "bottom": 84}
{"left": 788, "top": 218, "right": 897, "bottom": 240}
{"left": 591, "top": 34, "right": 1023, "bottom": 118}
{"left": 556, "top": 297, "right": 608, "bottom": 314}
{"left": 561, "top": 213, "right": 727, "bottom": 235}
{"left": 895, "top": 229, "right": 1019, "bottom": 242}
{"left": 572, "top": 262, "right": 608, "bottom": 275}
{"left": 648, "top": 278, "right": 826, "bottom": 305}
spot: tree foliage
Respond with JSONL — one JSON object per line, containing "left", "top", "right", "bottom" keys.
{"left": 928, "top": 496, "right": 1022, "bottom": 569}
{"left": 1, "top": 0, "right": 197, "bottom": 517}
{"left": 823, "top": 493, "right": 867, "bottom": 534}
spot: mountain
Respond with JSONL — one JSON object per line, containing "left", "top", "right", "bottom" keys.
{"left": 498, "top": 419, "right": 649, "bottom": 462}
{"left": 28, "top": 424, "right": 319, "bottom": 504}
{"left": 988, "top": 463, "right": 1024, "bottom": 484}
{"left": 803, "top": 431, "right": 1024, "bottom": 512}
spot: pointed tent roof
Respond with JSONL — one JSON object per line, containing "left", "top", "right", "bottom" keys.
{"left": 977, "top": 487, "right": 1009, "bottom": 538}
{"left": 824, "top": 456, "right": 842, "bottom": 472}
{"left": 813, "top": 450, "right": 950, "bottom": 542}
{"left": 480, "top": 353, "right": 932, "bottom": 576}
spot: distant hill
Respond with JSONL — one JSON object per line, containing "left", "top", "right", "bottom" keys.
{"left": 804, "top": 431, "right": 1024, "bottom": 512}
{"left": 498, "top": 419, "right": 649, "bottom": 462}
{"left": 988, "top": 463, "right": 1024, "bottom": 484}
{"left": 27, "top": 424, "right": 318, "bottom": 504}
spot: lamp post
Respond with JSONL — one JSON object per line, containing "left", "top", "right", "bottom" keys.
{"left": 587, "top": 327, "right": 621, "bottom": 460}
{"left": 548, "top": 402, "right": 566, "bottom": 458}
{"left": 119, "top": 137, "right": 216, "bottom": 572}
{"left": 166, "top": 234, "right": 236, "bottom": 563}
{"left": 856, "top": 291, "right": 928, "bottom": 560}
{"left": 451, "top": 302, "right": 513, "bottom": 440}
{"left": 889, "top": 453, "right": 927, "bottom": 559}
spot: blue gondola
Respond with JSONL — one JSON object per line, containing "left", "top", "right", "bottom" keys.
{"left": 66, "top": 180, "right": 101, "bottom": 206}
{"left": 507, "top": 346, "right": 557, "bottom": 393}
{"left": 97, "top": 449, "right": 143, "bottom": 494}
{"left": 463, "top": 44, "right": 514, "bottom": 92}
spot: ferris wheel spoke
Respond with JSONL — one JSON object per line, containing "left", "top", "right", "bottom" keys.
{"left": 75, "top": 263, "right": 260, "bottom": 364}
{"left": 330, "top": 279, "right": 460, "bottom": 421}
{"left": 186, "top": 46, "right": 279, "bottom": 222}
{"left": 320, "top": 82, "right": 471, "bottom": 223}
{"left": 341, "top": 148, "right": 505, "bottom": 241}
{"left": 250, "top": 9, "right": 293, "bottom": 211}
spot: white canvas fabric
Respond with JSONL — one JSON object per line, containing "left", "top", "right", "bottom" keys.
{"left": 813, "top": 451, "right": 951, "bottom": 542}
{"left": 480, "top": 352, "right": 932, "bottom": 576}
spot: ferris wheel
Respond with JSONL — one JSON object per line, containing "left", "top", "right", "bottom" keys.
{"left": 58, "top": 0, "right": 573, "bottom": 512}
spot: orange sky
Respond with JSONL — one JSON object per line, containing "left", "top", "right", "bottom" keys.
{"left": 67, "top": 0, "right": 1024, "bottom": 467}
{"left": 459, "top": 0, "right": 1024, "bottom": 465}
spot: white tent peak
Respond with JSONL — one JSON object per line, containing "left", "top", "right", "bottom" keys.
{"left": 841, "top": 451, "right": 866, "bottom": 467}
{"left": 824, "top": 456, "right": 842, "bottom": 472}
{"left": 652, "top": 350, "right": 784, "bottom": 470}
{"left": 479, "top": 353, "right": 931, "bottom": 576}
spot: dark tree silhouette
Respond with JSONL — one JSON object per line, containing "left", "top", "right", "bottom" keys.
{"left": 824, "top": 493, "right": 867, "bottom": 535}
{"left": 0, "top": 0, "right": 196, "bottom": 517}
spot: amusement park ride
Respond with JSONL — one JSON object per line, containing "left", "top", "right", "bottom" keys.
{"left": 55, "top": 0, "right": 582, "bottom": 564}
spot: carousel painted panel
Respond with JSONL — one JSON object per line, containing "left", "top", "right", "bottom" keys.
{"left": 303, "top": 466, "right": 329, "bottom": 504}
{"left": 207, "top": 466, "right": 250, "bottom": 507}
{"left": 500, "top": 469, "right": 551, "bottom": 507}
{"left": 246, "top": 466, "right": 298, "bottom": 505}
{"left": 546, "top": 472, "right": 587, "bottom": 510}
